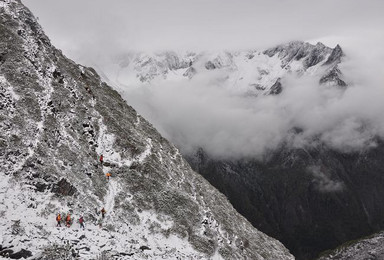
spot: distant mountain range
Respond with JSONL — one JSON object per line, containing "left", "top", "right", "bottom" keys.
{"left": 102, "top": 40, "right": 346, "bottom": 96}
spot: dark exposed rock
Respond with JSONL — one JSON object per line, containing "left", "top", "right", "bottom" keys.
{"left": 120, "top": 252, "right": 134, "bottom": 256}
{"left": 139, "top": 245, "right": 151, "bottom": 251}
{"left": 129, "top": 161, "right": 140, "bottom": 169}
{"left": 33, "top": 182, "right": 49, "bottom": 192}
{"left": 0, "top": 249, "right": 13, "bottom": 257}
{"left": 324, "top": 44, "right": 344, "bottom": 65}
{"left": 9, "top": 249, "right": 32, "bottom": 259}
{"left": 269, "top": 79, "right": 283, "bottom": 95}
{"left": 205, "top": 61, "right": 216, "bottom": 70}
{"left": 264, "top": 41, "right": 305, "bottom": 59}
{"left": 51, "top": 178, "right": 77, "bottom": 196}
{"left": 102, "top": 161, "right": 118, "bottom": 167}
{"left": 264, "top": 41, "right": 333, "bottom": 69}
{"left": 304, "top": 45, "right": 327, "bottom": 68}
{"left": 320, "top": 65, "right": 347, "bottom": 87}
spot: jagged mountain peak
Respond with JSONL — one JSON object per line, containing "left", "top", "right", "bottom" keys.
{"left": 102, "top": 40, "right": 347, "bottom": 97}
{"left": 263, "top": 41, "right": 334, "bottom": 69}
{"left": 324, "top": 43, "right": 344, "bottom": 65}
{"left": 0, "top": 0, "right": 294, "bottom": 259}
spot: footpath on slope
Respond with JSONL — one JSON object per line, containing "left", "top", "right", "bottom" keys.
{"left": 102, "top": 166, "right": 119, "bottom": 225}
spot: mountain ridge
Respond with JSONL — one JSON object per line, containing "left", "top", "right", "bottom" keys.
{"left": 100, "top": 40, "right": 347, "bottom": 97}
{"left": 0, "top": 0, "right": 294, "bottom": 259}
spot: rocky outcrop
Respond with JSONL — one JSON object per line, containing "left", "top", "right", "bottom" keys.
{"left": 52, "top": 178, "right": 77, "bottom": 196}
{"left": 263, "top": 41, "right": 332, "bottom": 69}
{"left": 269, "top": 79, "right": 283, "bottom": 95}
{"left": 318, "top": 231, "right": 384, "bottom": 260}
{"left": 0, "top": 247, "right": 33, "bottom": 259}
{"left": 323, "top": 44, "right": 343, "bottom": 65}
{"left": 320, "top": 65, "right": 347, "bottom": 87}
{"left": 0, "top": 1, "right": 293, "bottom": 259}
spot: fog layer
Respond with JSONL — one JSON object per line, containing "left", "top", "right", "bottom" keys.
{"left": 121, "top": 53, "right": 384, "bottom": 158}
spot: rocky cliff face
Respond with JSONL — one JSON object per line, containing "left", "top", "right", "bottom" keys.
{"left": 0, "top": 1, "right": 294, "bottom": 259}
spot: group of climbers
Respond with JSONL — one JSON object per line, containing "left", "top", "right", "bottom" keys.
{"left": 54, "top": 154, "right": 112, "bottom": 228}
{"left": 56, "top": 207, "right": 107, "bottom": 229}
{"left": 56, "top": 213, "right": 84, "bottom": 229}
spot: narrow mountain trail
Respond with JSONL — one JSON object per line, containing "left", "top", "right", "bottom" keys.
{"left": 104, "top": 179, "right": 118, "bottom": 222}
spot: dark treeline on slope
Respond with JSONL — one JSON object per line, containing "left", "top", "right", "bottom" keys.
{"left": 186, "top": 141, "right": 384, "bottom": 259}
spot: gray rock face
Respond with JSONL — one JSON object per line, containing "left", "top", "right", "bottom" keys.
{"left": 323, "top": 44, "right": 344, "bottom": 65}
{"left": 263, "top": 41, "right": 347, "bottom": 87}
{"left": 0, "top": 0, "right": 294, "bottom": 259}
{"left": 320, "top": 65, "right": 347, "bottom": 87}
{"left": 263, "top": 41, "right": 331, "bottom": 69}
{"left": 318, "top": 232, "right": 384, "bottom": 260}
{"left": 269, "top": 79, "right": 283, "bottom": 95}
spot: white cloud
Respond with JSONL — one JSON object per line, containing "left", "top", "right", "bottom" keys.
{"left": 118, "top": 56, "right": 384, "bottom": 158}
{"left": 308, "top": 166, "right": 345, "bottom": 193}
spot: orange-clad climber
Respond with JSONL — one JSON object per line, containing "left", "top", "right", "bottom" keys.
{"left": 65, "top": 214, "right": 71, "bottom": 227}
{"left": 56, "top": 213, "right": 61, "bottom": 227}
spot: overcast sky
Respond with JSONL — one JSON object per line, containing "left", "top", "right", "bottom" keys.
{"left": 24, "top": 0, "right": 384, "bottom": 56}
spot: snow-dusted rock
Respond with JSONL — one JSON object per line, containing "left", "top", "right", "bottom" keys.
{"left": 0, "top": 1, "right": 294, "bottom": 259}
{"left": 318, "top": 232, "right": 384, "bottom": 260}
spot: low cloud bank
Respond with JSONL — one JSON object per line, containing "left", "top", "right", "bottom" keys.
{"left": 120, "top": 54, "right": 384, "bottom": 159}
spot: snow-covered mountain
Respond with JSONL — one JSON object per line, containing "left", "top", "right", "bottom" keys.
{"left": 101, "top": 40, "right": 346, "bottom": 96}
{"left": 0, "top": 1, "right": 294, "bottom": 259}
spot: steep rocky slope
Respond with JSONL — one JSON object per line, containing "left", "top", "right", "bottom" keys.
{"left": 0, "top": 1, "right": 294, "bottom": 259}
